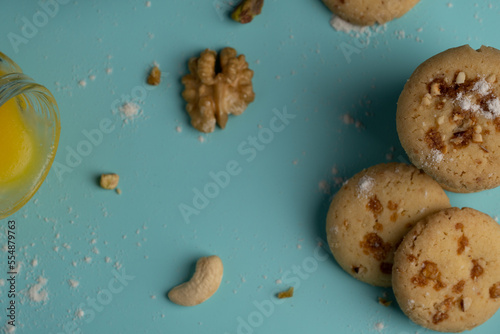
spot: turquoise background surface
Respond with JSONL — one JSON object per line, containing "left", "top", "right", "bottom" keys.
{"left": 1, "top": 0, "right": 500, "bottom": 333}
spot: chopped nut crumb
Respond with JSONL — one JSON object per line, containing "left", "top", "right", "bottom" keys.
{"left": 425, "top": 128, "right": 446, "bottom": 152}
{"left": 277, "top": 287, "right": 294, "bottom": 299}
{"left": 456, "top": 72, "right": 466, "bottom": 84}
{"left": 116, "top": 188, "right": 122, "bottom": 195}
{"left": 100, "top": 173, "right": 119, "bottom": 190}
{"left": 147, "top": 66, "right": 161, "bottom": 85}
{"left": 378, "top": 297, "right": 392, "bottom": 307}
{"left": 431, "top": 82, "right": 441, "bottom": 96}
{"left": 460, "top": 297, "right": 472, "bottom": 312}
{"left": 437, "top": 116, "right": 445, "bottom": 125}
{"left": 472, "top": 133, "right": 483, "bottom": 143}
{"left": 422, "top": 93, "right": 432, "bottom": 106}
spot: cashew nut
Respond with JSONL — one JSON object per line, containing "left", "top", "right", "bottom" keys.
{"left": 168, "top": 255, "right": 223, "bottom": 306}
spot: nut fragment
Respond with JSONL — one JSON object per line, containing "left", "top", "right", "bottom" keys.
{"left": 147, "top": 66, "right": 161, "bottom": 86}
{"left": 422, "top": 93, "right": 432, "bottom": 106}
{"left": 277, "top": 287, "right": 294, "bottom": 299}
{"left": 460, "top": 297, "right": 472, "bottom": 312}
{"left": 181, "top": 48, "right": 255, "bottom": 133}
{"left": 231, "top": 0, "right": 264, "bottom": 24}
{"left": 472, "top": 133, "right": 483, "bottom": 143}
{"left": 437, "top": 116, "right": 445, "bottom": 125}
{"left": 100, "top": 173, "right": 119, "bottom": 190}
{"left": 168, "top": 255, "right": 223, "bottom": 306}
{"left": 456, "top": 72, "right": 466, "bottom": 84}
{"left": 431, "top": 83, "right": 441, "bottom": 96}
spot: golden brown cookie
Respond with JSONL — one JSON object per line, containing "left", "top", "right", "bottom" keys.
{"left": 326, "top": 163, "right": 450, "bottom": 287}
{"left": 322, "top": 0, "right": 420, "bottom": 26}
{"left": 397, "top": 45, "right": 500, "bottom": 193}
{"left": 393, "top": 207, "right": 500, "bottom": 332}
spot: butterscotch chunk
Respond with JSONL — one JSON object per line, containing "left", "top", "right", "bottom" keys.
{"left": 100, "top": 173, "right": 119, "bottom": 190}
{"left": 393, "top": 207, "right": 500, "bottom": 332}
{"left": 147, "top": 66, "right": 161, "bottom": 86}
{"left": 277, "top": 287, "right": 294, "bottom": 299}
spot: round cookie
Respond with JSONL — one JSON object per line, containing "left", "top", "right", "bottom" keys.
{"left": 397, "top": 45, "right": 500, "bottom": 193}
{"left": 322, "top": 0, "right": 420, "bottom": 26}
{"left": 326, "top": 163, "right": 450, "bottom": 287}
{"left": 393, "top": 207, "right": 500, "bottom": 332}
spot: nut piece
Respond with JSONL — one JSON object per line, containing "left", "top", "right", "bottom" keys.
{"left": 422, "top": 93, "right": 432, "bottom": 106}
{"left": 168, "top": 255, "right": 223, "bottom": 306}
{"left": 472, "top": 133, "right": 483, "bottom": 143}
{"left": 181, "top": 48, "right": 255, "bottom": 133}
{"left": 431, "top": 83, "right": 441, "bottom": 96}
{"left": 277, "top": 287, "right": 294, "bottom": 299}
{"left": 456, "top": 72, "right": 466, "bottom": 84}
{"left": 100, "top": 173, "right": 119, "bottom": 190}
{"left": 231, "top": 0, "right": 264, "bottom": 24}
{"left": 147, "top": 66, "right": 161, "bottom": 86}
{"left": 437, "top": 116, "right": 445, "bottom": 125}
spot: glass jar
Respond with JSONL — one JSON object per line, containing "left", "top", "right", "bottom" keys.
{"left": 0, "top": 52, "right": 60, "bottom": 219}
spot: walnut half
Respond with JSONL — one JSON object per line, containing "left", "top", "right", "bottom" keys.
{"left": 181, "top": 48, "right": 255, "bottom": 133}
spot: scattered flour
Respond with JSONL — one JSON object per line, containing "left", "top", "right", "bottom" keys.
{"left": 176, "top": 126, "right": 182, "bottom": 133}
{"left": 68, "top": 279, "right": 79, "bottom": 288}
{"left": 27, "top": 277, "right": 49, "bottom": 303}
{"left": 119, "top": 102, "right": 141, "bottom": 123}
{"left": 75, "top": 308, "right": 85, "bottom": 318}
{"left": 31, "top": 258, "right": 38, "bottom": 267}
{"left": 330, "top": 15, "right": 369, "bottom": 34}
{"left": 473, "top": 78, "right": 491, "bottom": 96}
{"left": 357, "top": 175, "right": 375, "bottom": 198}
{"left": 198, "top": 135, "right": 205, "bottom": 143}
{"left": 318, "top": 180, "right": 331, "bottom": 195}
{"left": 426, "top": 149, "right": 444, "bottom": 166}
{"left": 374, "top": 322, "right": 385, "bottom": 331}
{"left": 453, "top": 78, "right": 500, "bottom": 119}
{"left": 342, "top": 114, "right": 355, "bottom": 125}
{"left": 105, "top": 68, "right": 113, "bottom": 75}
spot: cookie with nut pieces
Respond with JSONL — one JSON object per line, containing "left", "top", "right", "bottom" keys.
{"left": 326, "top": 163, "right": 450, "bottom": 287}
{"left": 322, "top": 0, "right": 420, "bottom": 26}
{"left": 397, "top": 45, "right": 500, "bottom": 193}
{"left": 392, "top": 207, "right": 500, "bottom": 332}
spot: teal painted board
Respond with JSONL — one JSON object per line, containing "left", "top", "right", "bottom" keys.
{"left": 0, "top": 1, "right": 499, "bottom": 333}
